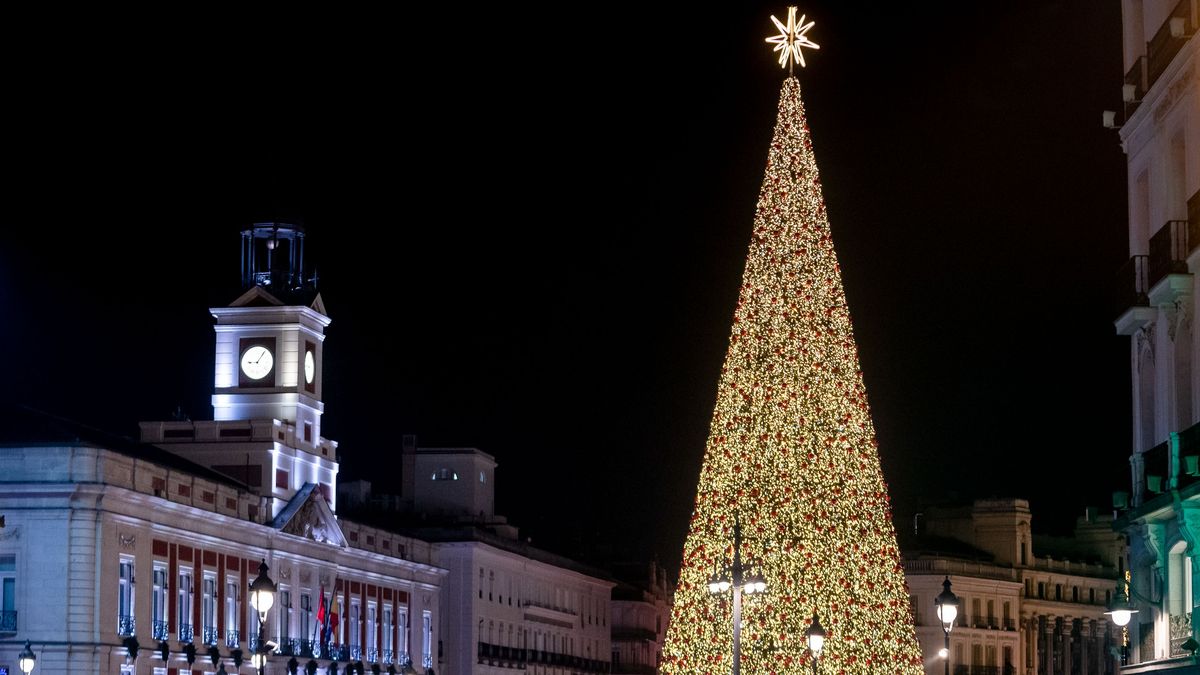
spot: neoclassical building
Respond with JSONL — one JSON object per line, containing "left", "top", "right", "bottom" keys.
{"left": 903, "top": 499, "right": 1124, "bottom": 675}
{"left": 1110, "top": 0, "right": 1199, "bottom": 671}
{"left": 0, "top": 225, "right": 447, "bottom": 675}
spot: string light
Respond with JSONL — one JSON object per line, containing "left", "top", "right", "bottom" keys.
{"left": 660, "top": 76, "right": 924, "bottom": 674}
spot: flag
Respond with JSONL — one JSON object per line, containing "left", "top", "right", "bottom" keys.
{"left": 316, "top": 586, "right": 326, "bottom": 626}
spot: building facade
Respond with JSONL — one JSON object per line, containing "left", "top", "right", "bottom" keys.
{"left": 609, "top": 562, "right": 671, "bottom": 675}
{"left": 0, "top": 224, "right": 448, "bottom": 675}
{"left": 1112, "top": 0, "right": 1200, "bottom": 671}
{"left": 904, "top": 499, "right": 1124, "bottom": 675}
{"left": 340, "top": 438, "right": 615, "bottom": 675}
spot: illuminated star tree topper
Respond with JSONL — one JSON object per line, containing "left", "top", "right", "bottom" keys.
{"left": 766, "top": 6, "right": 820, "bottom": 71}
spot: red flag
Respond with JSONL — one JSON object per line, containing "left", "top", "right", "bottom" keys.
{"left": 317, "top": 586, "right": 326, "bottom": 625}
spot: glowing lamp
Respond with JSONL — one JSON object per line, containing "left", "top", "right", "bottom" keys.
{"left": 18, "top": 641, "right": 37, "bottom": 674}
{"left": 805, "top": 613, "right": 826, "bottom": 657}
{"left": 934, "top": 577, "right": 959, "bottom": 632}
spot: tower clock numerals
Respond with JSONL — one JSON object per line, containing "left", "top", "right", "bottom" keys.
{"left": 240, "top": 345, "right": 274, "bottom": 380}
{"left": 304, "top": 349, "right": 315, "bottom": 385}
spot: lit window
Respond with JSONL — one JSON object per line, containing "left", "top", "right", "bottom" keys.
{"left": 178, "top": 570, "right": 194, "bottom": 642}
{"left": 118, "top": 559, "right": 136, "bottom": 636}
{"left": 152, "top": 567, "right": 168, "bottom": 640}
{"left": 226, "top": 579, "right": 240, "bottom": 647}
{"left": 431, "top": 468, "right": 459, "bottom": 481}
{"left": 0, "top": 554, "right": 15, "bottom": 632}
{"left": 202, "top": 575, "right": 217, "bottom": 644}
{"left": 480, "top": 471, "right": 486, "bottom": 483}
{"left": 422, "top": 610, "right": 433, "bottom": 667}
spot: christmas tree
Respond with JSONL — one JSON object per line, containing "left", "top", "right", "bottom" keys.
{"left": 661, "top": 11, "right": 924, "bottom": 675}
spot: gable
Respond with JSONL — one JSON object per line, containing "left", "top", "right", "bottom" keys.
{"left": 272, "top": 483, "right": 346, "bottom": 547}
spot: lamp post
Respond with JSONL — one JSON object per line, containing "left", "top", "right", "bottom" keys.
{"left": 17, "top": 640, "right": 36, "bottom": 675}
{"left": 805, "top": 613, "right": 826, "bottom": 674}
{"left": 707, "top": 522, "right": 766, "bottom": 675}
{"left": 1104, "top": 583, "right": 1137, "bottom": 665}
{"left": 933, "top": 577, "right": 959, "bottom": 675}
{"left": 249, "top": 560, "right": 278, "bottom": 675}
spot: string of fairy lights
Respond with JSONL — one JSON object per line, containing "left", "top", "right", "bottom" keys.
{"left": 660, "top": 9, "right": 924, "bottom": 675}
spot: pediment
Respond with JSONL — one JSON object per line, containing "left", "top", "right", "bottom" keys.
{"left": 229, "top": 286, "right": 285, "bottom": 307}
{"left": 309, "top": 293, "right": 327, "bottom": 316}
{"left": 271, "top": 483, "right": 345, "bottom": 547}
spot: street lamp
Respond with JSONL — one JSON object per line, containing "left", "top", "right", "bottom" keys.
{"left": 1104, "top": 583, "right": 1138, "bottom": 665}
{"left": 933, "top": 577, "right": 959, "bottom": 675}
{"left": 707, "top": 521, "right": 766, "bottom": 675}
{"left": 805, "top": 613, "right": 826, "bottom": 674}
{"left": 17, "top": 640, "right": 36, "bottom": 675}
{"left": 249, "top": 560, "right": 278, "bottom": 675}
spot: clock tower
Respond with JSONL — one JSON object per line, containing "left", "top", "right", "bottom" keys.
{"left": 141, "top": 223, "right": 340, "bottom": 517}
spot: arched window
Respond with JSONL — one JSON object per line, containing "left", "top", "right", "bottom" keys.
{"left": 1168, "top": 540, "right": 1193, "bottom": 618}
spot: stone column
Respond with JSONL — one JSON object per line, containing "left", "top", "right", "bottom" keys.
{"left": 1043, "top": 615, "right": 1055, "bottom": 675}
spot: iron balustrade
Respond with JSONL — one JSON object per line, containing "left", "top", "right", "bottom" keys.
{"left": 248, "top": 633, "right": 259, "bottom": 652}
{"left": 396, "top": 651, "right": 411, "bottom": 667}
{"left": 152, "top": 620, "right": 169, "bottom": 641}
{"left": 118, "top": 615, "right": 137, "bottom": 636}
{"left": 350, "top": 644, "right": 362, "bottom": 660}
{"left": 423, "top": 653, "right": 433, "bottom": 668}
{"left": 381, "top": 649, "right": 393, "bottom": 664}
{"left": 1115, "top": 255, "right": 1151, "bottom": 318}
{"left": 299, "top": 639, "right": 317, "bottom": 658}
{"left": 1148, "top": 220, "right": 1189, "bottom": 288}
{"left": 1003, "top": 618, "right": 1016, "bottom": 631}
{"left": 326, "top": 643, "right": 350, "bottom": 661}
{"left": 179, "top": 623, "right": 194, "bottom": 643}
{"left": 225, "top": 629, "right": 240, "bottom": 649}
{"left": 367, "top": 647, "right": 379, "bottom": 662}
{"left": 0, "top": 610, "right": 17, "bottom": 633}
{"left": 203, "top": 625, "right": 219, "bottom": 645}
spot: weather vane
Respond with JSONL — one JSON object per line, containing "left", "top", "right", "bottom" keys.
{"left": 766, "top": 6, "right": 820, "bottom": 72}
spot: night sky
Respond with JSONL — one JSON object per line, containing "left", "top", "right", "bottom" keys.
{"left": 4, "top": 2, "right": 1130, "bottom": 575}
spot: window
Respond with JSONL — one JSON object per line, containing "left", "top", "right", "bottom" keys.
{"left": 431, "top": 468, "right": 458, "bottom": 481}
{"left": 299, "top": 593, "right": 311, "bottom": 648}
{"left": 226, "top": 579, "right": 240, "bottom": 646}
{"left": 1072, "top": 586, "right": 1079, "bottom": 602}
{"left": 202, "top": 575, "right": 217, "bottom": 644}
{"left": 152, "top": 567, "right": 168, "bottom": 640}
{"left": 118, "top": 559, "right": 136, "bottom": 636}
{"left": 367, "top": 602, "right": 377, "bottom": 658}
{"left": 1037, "top": 582, "right": 1045, "bottom": 599}
{"left": 399, "top": 608, "right": 409, "bottom": 658}
{"left": 178, "top": 569, "right": 194, "bottom": 641}
{"left": 383, "top": 605, "right": 394, "bottom": 656}
{"left": 350, "top": 599, "right": 361, "bottom": 648}
{"left": 0, "top": 555, "right": 14, "bottom": 632}
{"left": 480, "top": 471, "right": 486, "bottom": 483}
{"left": 1055, "top": 584, "right": 1062, "bottom": 601}
{"left": 422, "top": 610, "right": 433, "bottom": 667}
{"left": 279, "top": 588, "right": 292, "bottom": 641}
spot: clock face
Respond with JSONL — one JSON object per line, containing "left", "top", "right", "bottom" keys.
{"left": 240, "top": 345, "right": 274, "bottom": 381}
{"left": 304, "top": 349, "right": 315, "bottom": 384}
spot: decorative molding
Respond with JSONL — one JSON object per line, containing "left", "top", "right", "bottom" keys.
{"left": 0, "top": 525, "right": 20, "bottom": 541}
{"left": 1153, "top": 68, "right": 1197, "bottom": 125}
{"left": 300, "top": 569, "right": 311, "bottom": 584}
{"left": 1137, "top": 322, "right": 1157, "bottom": 364}
{"left": 320, "top": 574, "right": 332, "bottom": 588}
{"left": 119, "top": 533, "right": 137, "bottom": 549}
{"left": 423, "top": 594, "right": 431, "bottom": 607}
{"left": 279, "top": 566, "right": 291, "bottom": 581}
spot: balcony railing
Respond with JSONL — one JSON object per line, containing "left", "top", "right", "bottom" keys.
{"left": 179, "top": 622, "right": 194, "bottom": 643}
{"left": 118, "top": 615, "right": 137, "bottom": 636}
{"left": 381, "top": 649, "right": 394, "bottom": 664}
{"left": 1115, "top": 255, "right": 1151, "bottom": 317}
{"left": 1124, "top": 56, "right": 1149, "bottom": 115}
{"left": 226, "top": 628, "right": 240, "bottom": 649}
{"left": 395, "top": 650, "right": 411, "bottom": 667}
{"left": 152, "top": 619, "right": 169, "bottom": 641}
{"left": 1190, "top": 188, "right": 1200, "bottom": 256}
{"left": 326, "top": 643, "right": 351, "bottom": 661}
{"left": 1147, "top": 0, "right": 1196, "bottom": 87}
{"left": 366, "top": 647, "right": 379, "bottom": 662}
{"left": 202, "top": 625, "right": 219, "bottom": 645}
{"left": 423, "top": 653, "right": 433, "bottom": 668}
{"left": 349, "top": 644, "right": 363, "bottom": 660}
{"left": 298, "top": 639, "right": 317, "bottom": 658}
{"left": 248, "top": 633, "right": 260, "bottom": 652}
{"left": 1003, "top": 618, "right": 1016, "bottom": 631}
{"left": 1148, "top": 220, "right": 1189, "bottom": 288}
{"left": 0, "top": 610, "right": 16, "bottom": 633}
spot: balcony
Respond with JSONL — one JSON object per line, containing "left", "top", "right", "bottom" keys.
{"left": 179, "top": 622, "right": 194, "bottom": 643}
{"left": 202, "top": 625, "right": 219, "bottom": 645}
{"left": 349, "top": 644, "right": 362, "bottom": 660}
{"left": 1003, "top": 618, "right": 1016, "bottom": 631}
{"left": 1147, "top": 0, "right": 1197, "bottom": 89}
{"left": 118, "top": 615, "right": 136, "bottom": 637}
{"left": 225, "top": 628, "right": 240, "bottom": 649}
{"left": 298, "top": 639, "right": 317, "bottom": 658}
{"left": 381, "top": 649, "right": 394, "bottom": 665}
{"left": 325, "top": 643, "right": 351, "bottom": 661}
{"left": 1115, "top": 255, "right": 1155, "bottom": 334}
{"left": 1148, "top": 220, "right": 1191, "bottom": 304}
{"left": 152, "top": 620, "right": 169, "bottom": 641}
{"left": 1124, "top": 56, "right": 1149, "bottom": 116}
{"left": 0, "top": 610, "right": 16, "bottom": 633}
{"left": 366, "top": 647, "right": 379, "bottom": 663}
